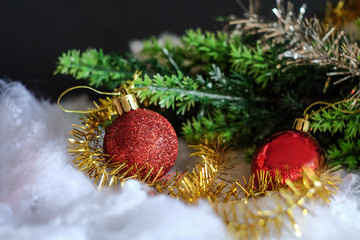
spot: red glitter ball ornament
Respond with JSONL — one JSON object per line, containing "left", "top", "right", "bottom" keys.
{"left": 103, "top": 108, "right": 178, "bottom": 178}
{"left": 251, "top": 130, "right": 326, "bottom": 185}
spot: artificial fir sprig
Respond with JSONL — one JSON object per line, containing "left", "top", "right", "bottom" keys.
{"left": 327, "top": 139, "right": 360, "bottom": 169}
{"left": 56, "top": 44, "right": 313, "bottom": 146}
{"left": 133, "top": 68, "right": 246, "bottom": 114}
{"left": 57, "top": 1, "right": 360, "bottom": 169}
{"left": 310, "top": 101, "right": 360, "bottom": 169}
{"left": 311, "top": 104, "right": 360, "bottom": 140}
{"left": 55, "top": 49, "right": 138, "bottom": 89}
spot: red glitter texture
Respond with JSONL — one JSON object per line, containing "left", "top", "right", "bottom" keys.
{"left": 251, "top": 130, "right": 326, "bottom": 185}
{"left": 103, "top": 109, "right": 178, "bottom": 178}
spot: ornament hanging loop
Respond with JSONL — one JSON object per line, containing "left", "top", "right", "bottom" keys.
{"left": 303, "top": 99, "right": 360, "bottom": 119}
{"left": 57, "top": 85, "right": 121, "bottom": 114}
{"left": 57, "top": 70, "right": 142, "bottom": 114}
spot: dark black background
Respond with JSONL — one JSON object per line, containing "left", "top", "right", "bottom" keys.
{"left": 0, "top": 0, "right": 335, "bottom": 101}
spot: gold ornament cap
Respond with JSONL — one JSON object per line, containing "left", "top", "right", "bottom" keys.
{"left": 113, "top": 71, "right": 142, "bottom": 115}
{"left": 293, "top": 115, "right": 310, "bottom": 133}
{"left": 113, "top": 92, "right": 139, "bottom": 115}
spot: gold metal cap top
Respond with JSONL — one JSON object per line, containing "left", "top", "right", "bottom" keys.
{"left": 113, "top": 94, "right": 139, "bottom": 115}
{"left": 293, "top": 117, "right": 310, "bottom": 133}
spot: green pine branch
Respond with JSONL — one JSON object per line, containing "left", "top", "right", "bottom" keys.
{"left": 182, "top": 29, "right": 231, "bottom": 63}
{"left": 135, "top": 73, "right": 245, "bottom": 114}
{"left": 310, "top": 103, "right": 360, "bottom": 168}
{"left": 54, "top": 30, "right": 318, "bottom": 147}
{"left": 311, "top": 103, "right": 360, "bottom": 141}
{"left": 55, "top": 25, "right": 360, "bottom": 169}
{"left": 182, "top": 109, "right": 239, "bottom": 143}
{"left": 55, "top": 49, "right": 136, "bottom": 88}
{"left": 327, "top": 139, "right": 360, "bottom": 169}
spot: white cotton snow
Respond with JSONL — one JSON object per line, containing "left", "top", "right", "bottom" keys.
{"left": 0, "top": 80, "right": 95, "bottom": 225}
{"left": 0, "top": 80, "right": 228, "bottom": 240}
{"left": 1, "top": 80, "right": 360, "bottom": 240}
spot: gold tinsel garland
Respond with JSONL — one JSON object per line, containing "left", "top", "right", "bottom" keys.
{"left": 68, "top": 94, "right": 341, "bottom": 239}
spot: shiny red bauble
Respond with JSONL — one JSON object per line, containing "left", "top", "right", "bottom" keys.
{"left": 103, "top": 109, "right": 178, "bottom": 178}
{"left": 251, "top": 130, "right": 326, "bottom": 185}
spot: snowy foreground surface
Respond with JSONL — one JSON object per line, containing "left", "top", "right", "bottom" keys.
{"left": 0, "top": 80, "right": 360, "bottom": 240}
